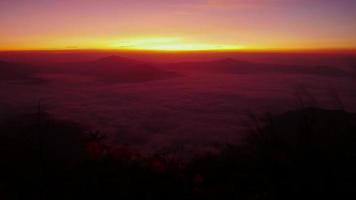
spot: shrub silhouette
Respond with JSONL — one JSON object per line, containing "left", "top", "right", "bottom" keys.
{"left": 0, "top": 111, "right": 88, "bottom": 199}
{"left": 188, "top": 107, "right": 356, "bottom": 199}
{"left": 1, "top": 107, "right": 356, "bottom": 199}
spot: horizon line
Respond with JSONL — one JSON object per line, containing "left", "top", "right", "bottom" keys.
{"left": 1, "top": 47, "right": 356, "bottom": 54}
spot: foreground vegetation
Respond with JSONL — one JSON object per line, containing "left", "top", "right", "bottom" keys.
{"left": 1, "top": 107, "right": 356, "bottom": 199}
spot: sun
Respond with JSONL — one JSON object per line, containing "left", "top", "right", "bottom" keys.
{"left": 110, "top": 37, "right": 244, "bottom": 51}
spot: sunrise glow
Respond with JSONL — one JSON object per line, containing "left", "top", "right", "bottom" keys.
{"left": 110, "top": 37, "right": 244, "bottom": 51}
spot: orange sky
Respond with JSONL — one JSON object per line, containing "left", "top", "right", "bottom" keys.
{"left": 1, "top": 0, "right": 356, "bottom": 51}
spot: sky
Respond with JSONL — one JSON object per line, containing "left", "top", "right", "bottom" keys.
{"left": 1, "top": 0, "right": 356, "bottom": 51}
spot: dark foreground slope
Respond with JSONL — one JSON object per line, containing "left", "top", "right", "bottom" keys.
{"left": 0, "top": 107, "right": 356, "bottom": 199}
{"left": 189, "top": 107, "right": 356, "bottom": 199}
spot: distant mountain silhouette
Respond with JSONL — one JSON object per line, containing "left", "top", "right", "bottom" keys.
{"left": 93, "top": 55, "right": 142, "bottom": 65}
{"left": 168, "top": 58, "right": 253, "bottom": 72}
{"left": 170, "top": 58, "right": 350, "bottom": 77}
{"left": 0, "top": 60, "right": 42, "bottom": 82}
{"left": 41, "top": 56, "right": 180, "bottom": 83}
{"left": 1, "top": 56, "right": 351, "bottom": 83}
{"left": 344, "top": 57, "right": 356, "bottom": 75}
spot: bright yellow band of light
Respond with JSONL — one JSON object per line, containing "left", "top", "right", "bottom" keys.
{"left": 2, "top": 36, "right": 354, "bottom": 53}
{"left": 110, "top": 37, "right": 244, "bottom": 51}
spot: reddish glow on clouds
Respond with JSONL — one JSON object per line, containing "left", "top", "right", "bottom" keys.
{"left": 0, "top": 0, "right": 356, "bottom": 51}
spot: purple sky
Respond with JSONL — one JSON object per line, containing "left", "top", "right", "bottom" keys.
{"left": 1, "top": 0, "right": 356, "bottom": 50}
